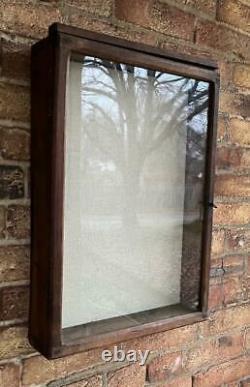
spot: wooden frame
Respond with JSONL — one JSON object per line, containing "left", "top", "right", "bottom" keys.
{"left": 29, "top": 22, "right": 220, "bottom": 359}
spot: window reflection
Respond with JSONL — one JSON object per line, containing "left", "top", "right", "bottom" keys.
{"left": 62, "top": 57, "right": 209, "bottom": 328}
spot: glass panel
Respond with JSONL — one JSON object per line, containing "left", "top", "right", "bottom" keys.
{"left": 62, "top": 57, "right": 209, "bottom": 329}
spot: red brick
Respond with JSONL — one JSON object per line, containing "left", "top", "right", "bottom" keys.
{"left": 151, "top": 1, "right": 195, "bottom": 40}
{"left": 218, "top": 332, "right": 244, "bottom": 356}
{"left": 115, "top": 0, "right": 195, "bottom": 41}
{"left": 0, "top": 165, "right": 24, "bottom": 199}
{"left": 208, "top": 280, "right": 223, "bottom": 310}
{"left": 225, "top": 229, "right": 250, "bottom": 253}
{"left": 27, "top": 166, "right": 30, "bottom": 199}
{"left": 198, "top": 304, "right": 250, "bottom": 338}
{"left": 223, "top": 255, "right": 244, "bottom": 274}
{"left": 243, "top": 275, "right": 250, "bottom": 300}
{"left": 0, "top": 245, "right": 30, "bottom": 282}
{"left": 217, "top": 0, "right": 250, "bottom": 34}
{"left": 160, "top": 38, "right": 219, "bottom": 64}
{"left": 67, "top": 12, "right": 158, "bottom": 47}
{"left": 0, "top": 83, "right": 30, "bottom": 122}
{"left": 0, "top": 2, "right": 249, "bottom": 386}
{"left": 122, "top": 323, "right": 198, "bottom": 353}
{"left": 115, "top": 0, "right": 153, "bottom": 27}
{"left": 174, "top": 0, "right": 217, "bottom": 16}
{"left": 22, "top": 347, "right": 114, "bottom": 386}
{"left": 0, "top": 128, "right": 30, "bottom": 161}
{"left": 247, "top": 256, "right": 250, "bottom": 276}
{"left": 0, "top": 3, "right": 62, "bottom": 38}
{"left": 193, "top": 356, "right": 250, "bottom": 386}
{"left": 211, "top": 230, "right": 225, "bottom": 256}
{"left": 228, "top": 118, "right": 250, "bottom": 146}
{"left": 68, "top": 375, "right": 102, "bottom": 387}
{"left": 220, "top": 92, "right": 250, "bottom": 118}
{"left": 215, "top": 175, "right": 250, "bottom": 197}
{"left": 186, "top": 332, "right": 244, "bottom": 371}
{"left": 0, "top": 362, "right": 21, "bottom": 387}
{"left": 162, "top": 375, "right": 192, "bottom": 387}
{"left": 233, "top": 64, "right": 250, "bottom": 89}
{"left": 0, "top": 326, "right": 32, "bottom": 360}
{"left": 147, "top": 351, "right": 183, "bottom": 382}
{"left": 0, "top": 39, "right": 30, "bottom": 81}
{"left": 196, "top": 19, "right": 250, "bottom": 60}
{"left": 6, "top": 205, "right": 30, "bottom": 239}
{"left": 0, "top": 206, "right": 6, "bottom": 239}
{"left": 210, "top": 257, "right": 223, "bottom": 270}
{"left": 217, "top": 115, "right": 228, "bottom": 142}
{"left": 66, "top": 15, "right": 112, "bottom": 36}
{"left": 66, "top": 0, "right": 112, "bottom": 17}
{"left": 216, "top": 147, "right": 250, "bottom": 171}
{"left": 223, "top": 275, "right": 244, "bottom": 304}
{"left": 0, "top": 285, "right": 29, "bottom": 321}
{"left": 219, "top": 62, "right": 234, "bottom": 90}
{"left": 213, "top": 204, "right": 250, "bottom": 225}
{"left": 107, "top": 363, "right": 146, "bottom": 387}
{"left": 246, "top": 328, "right": 250, "bottom": 350}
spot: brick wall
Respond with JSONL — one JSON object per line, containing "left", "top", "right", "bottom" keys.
{"left": 0, "top": 0, "right": 249, "bottom": 386}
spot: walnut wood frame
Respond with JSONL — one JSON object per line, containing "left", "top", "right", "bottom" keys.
{"left": 29, "top": 23, "right": 220, "bottom": 359}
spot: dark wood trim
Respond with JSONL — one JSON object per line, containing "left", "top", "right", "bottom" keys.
{"left": 199, "top": 76, "right": 220, "bottom": 314}
{"left": 29, "top": 32, "right": 70, "bottom": 358}
{"left": 49, "top": 31, "right": 69, "bottom": 351}
{"left": 58, "top": 308, "right": 204, "bottom": 358}
{"left": 29, "top": 23, "right": 220, "bottom": 359}
{"left": 49, "top": 23, "right": 218, "bottom": 70}
{"left": 58, "top": 33, "right": 217, "bottom": 83}
{"left": 29, "top": 36, "right": 55, "bottom": 357}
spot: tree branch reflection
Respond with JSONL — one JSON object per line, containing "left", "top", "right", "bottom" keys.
{"left": 80, "top": 57, "right": 209, "bottom": 229}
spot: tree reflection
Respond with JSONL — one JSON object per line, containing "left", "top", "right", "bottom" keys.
{"left": 79, "top": 57, "right": 209, "bottom": 229}
{"left": 62, "top": 58, "right": 210, "bottom": 327}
